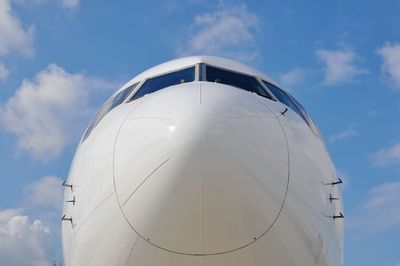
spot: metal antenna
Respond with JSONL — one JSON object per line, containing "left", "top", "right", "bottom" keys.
{"left": 61, "top": 215, "right": 74, "bottom": 226}
{"left": 329, "top": 194, "right": 340, "bottom": 203}
{"left": 324, "top": 177, "right": 343, "bottom": 186}
{"left": 66, "top": 196, "right": 76, "bottom": 205}
{"left": 62, "top": 181, "right": 73, "bottom": 190}
{"left": 325, "top": 212, "right": 344, "bottom": 220}
{"left": 332, "top": 212, "right": 344, "bottom": 220}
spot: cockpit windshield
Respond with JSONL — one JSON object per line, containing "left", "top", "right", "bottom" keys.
{"left": 129, "top": 67, "right": 195, "bottom": 101}
{"left": 82, "top": 82, "right": 139, "bottom": 142}
{"left": 128, "top": 64, "right": 273, "bottom": 101}
{"left": 83, "top": 62, "right": 319, "bottom": 143}
{"left": 262, "top": 81, "right": 307, "bottom": 122}
{"left": 205, "top": 65, "right": 272, "bottom": 100}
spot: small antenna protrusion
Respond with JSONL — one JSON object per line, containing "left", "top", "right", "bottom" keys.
{"left": 324, "top": 177, "right": 343, "bottom": 186}
{"left": 332, "top": 212, "right": 344, "bottom": 220}
{"left": 62, "top": 181, "right": 73, "bottom": 190}
{"left": 329, "top": 194, "right": 340, "bottom": 203}
{"left": 66, "top": 196, "right": 76, "bottom": 206}
{"left": 281, "top": 108, "right": 288, "bottom": 116}
{"left": 61, "top": 215, "right": 74, "bottom": 225}
{"left": 325, "top": 212, "right": 344, "bottom": 220}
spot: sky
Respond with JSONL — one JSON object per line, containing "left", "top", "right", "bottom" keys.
{"left": 0, "top": 0, "right": 399, "bottom": 265}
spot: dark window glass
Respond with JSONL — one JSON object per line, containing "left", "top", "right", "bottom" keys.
{"left": 289, "top": 94, "right": 310, "bottom": 120}
{"left": 82, "top": 82, "right": 139, "bottom": 141}
{"left": 108, "top": 84, "right": 137, "bottom": 110}
{"left": 263, "top": 81, "right": 306, "bottom": 121}
{"left": 130, "top": 67, "right": 195, "bottom": 101}
{"left": 289, "top": 94, "right": 321, "bottom": 135}
{"left": 206, "top": 66, "right": 272, "bottom": 99}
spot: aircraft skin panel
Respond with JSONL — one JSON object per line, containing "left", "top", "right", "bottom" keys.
{"left": 62, "top": 56, "right": 343, "bottom": 266}
{"left": 63, "top": 193, "right": 138, "bottom": 266}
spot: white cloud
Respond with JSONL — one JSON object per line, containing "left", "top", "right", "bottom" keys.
{"left": 0, "top": 209, "right": 53, "bottom": 266}
{"left": 316, "top": 49, "right": 365, "bottom": 85}
{"left": 24, "top": 176, "right": 63, "bottom": 211}
{"left": 347, "top": 181, "right": 400, "bottom": 235}
{"left": 371, "top": 142, "right": 400, "bottom": 168}
{"left": 0, "top": 208, "right": 21, "bottom": 221}
{"left": 0, "top": 64, "right": 113, "bottom": 161}
{"left": 377, "top": 42, "right": 400, "bottom": 90}
{"left": 329, "top": 127, "right": 359, "bottom": 142}
{"left": 0, "top": 62, "right": 9, "bottom": 81}
{"left": 177, "top": 4, "right": 259, "bottom": 62}
{"left": 279, "top": 68, "right": 308, "bottom": 87}
{"left": 0, "top": 0, "right": 35, "bottom": 57}
{"left": 0, "top": 64, "right": 87, "bottom": 160}
{"left": 361, "top": 182, "right": 400, "bottom": 232}
{"left": 61, "top": 0, "right": 79, "bottom": 9}
{"left": 0, "top": 175, "right": 64, "bottom": 265}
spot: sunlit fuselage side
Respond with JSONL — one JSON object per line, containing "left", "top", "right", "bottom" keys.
{"left": 62, "top": 57, "right": 343, "bottom": 266}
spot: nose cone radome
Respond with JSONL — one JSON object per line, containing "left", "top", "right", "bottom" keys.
{"left": 113, "top": 83, "right": 289, "bottom": 255}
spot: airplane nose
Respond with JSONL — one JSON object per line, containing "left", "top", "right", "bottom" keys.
{"left": 113, "top": 83, "right": 289, "bottom": 255}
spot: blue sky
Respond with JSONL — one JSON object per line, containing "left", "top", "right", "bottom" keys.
{"left": 0, "top": 0, "right": 399, "bottom": 265}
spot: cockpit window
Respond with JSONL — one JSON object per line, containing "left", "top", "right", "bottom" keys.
{"left": 82, "top": 82, "right": 139, "bottom": 142}
{"left": 129, "top": 67, "right": 195, "bottom": 101}
{"left": 206, "top": 65, "right": 272, "bottom": 100}
{"left": 262, "top": 81, "right": 307, "bottom": 122}
{"left": 289, "top": 94, "right": 310, "bottom": 122}
{"left": 289, "top": 93, "right": 321, "bottom": 136}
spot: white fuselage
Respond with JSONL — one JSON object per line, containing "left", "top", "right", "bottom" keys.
{"left": 62, "top": 56, "right": 343, "bottom": 266}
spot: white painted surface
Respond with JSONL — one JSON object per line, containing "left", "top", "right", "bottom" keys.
{"left": 62, "top": 56, "right": 343, "bottom": 266}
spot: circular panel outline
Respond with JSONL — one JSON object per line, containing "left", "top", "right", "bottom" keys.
{"left": 112, "top": 107, "right": 290, "bottom": 256}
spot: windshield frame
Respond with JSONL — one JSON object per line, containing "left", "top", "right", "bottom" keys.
{"left": 201, "top": 63, "right": 274, "bottom": 100}
{"left": 127, "top": 63, "right": 198, "bottom": 102}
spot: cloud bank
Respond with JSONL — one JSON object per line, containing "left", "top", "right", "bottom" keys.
{"left": 0, "top": 64, "right": 88, "bottom": 160}
{"left": 0, "top": 175, "right": 64, "bottom": 265}
{"left": 0, "top": 210, "right": 53, "bottom": 266}
{"left": 0, "top": 64, "right": 114, "bottom": 161}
